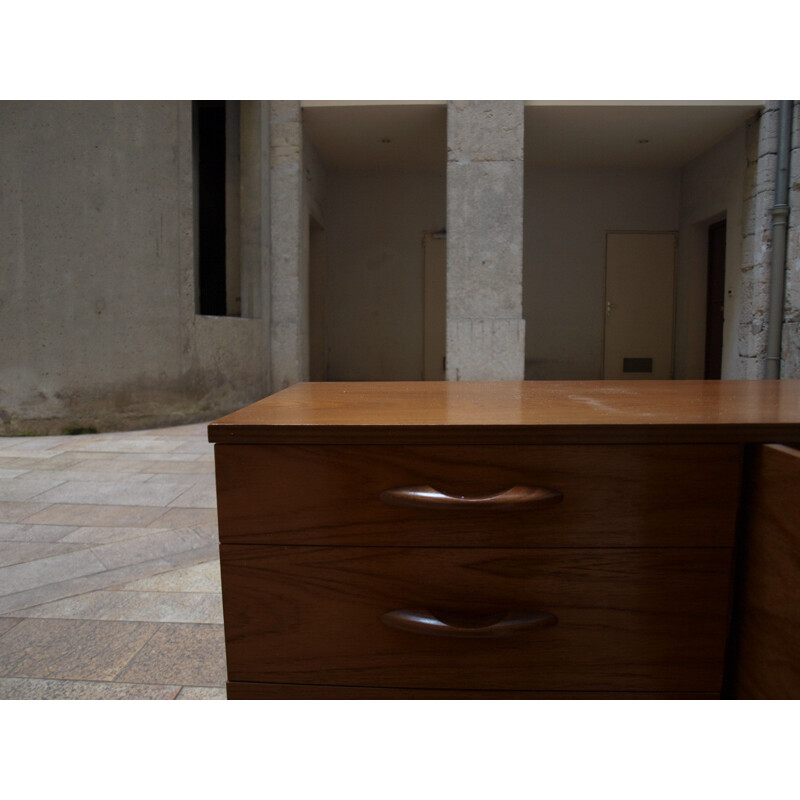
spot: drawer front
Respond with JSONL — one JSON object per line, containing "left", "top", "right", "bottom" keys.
{"left": 226, "top": 682, "right": 718, "bottom": 700}
{"left": 215, "top": 444, "right": 742, "bottom": 547}
{"left": 220, "top": 545, "right": 733, "bottom": 693}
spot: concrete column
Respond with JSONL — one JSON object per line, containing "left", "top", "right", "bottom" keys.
{"left": 270, "top": 101, "right": 309, "bottom": 391}
{"left": 240, "top": 101, "right": 271, "bottom": 394}
{"left": 738, "top": 102, "right": 780, "bottom": 378}
{"left": 446, "top": 100, "right": 525, "bottom": 381}
{"left": 781, "top": 101, "right": 800, "bottom": 378}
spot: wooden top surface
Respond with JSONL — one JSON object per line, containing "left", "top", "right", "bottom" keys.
{"left": 208, "top": 380, "right": 800, "bottom": 445}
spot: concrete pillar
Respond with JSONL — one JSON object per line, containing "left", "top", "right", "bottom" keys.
{"left": 738, "top": 102, "right": 780, "bottom": 378}
{"left": 240, "top": 101, "right": 271, "bottom": 394}
{"left": 445, "top": 100, "right": 525, "bottom": 381}
{"left": 270, "top": 101, "right": 309, "bottom": 391}
{"left": 781, "top": 101, "right": 800, "bottom": 378}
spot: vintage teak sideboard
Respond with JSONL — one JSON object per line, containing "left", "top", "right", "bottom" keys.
{"left": 208, "top": 381, "right": 800, "bottom": 700}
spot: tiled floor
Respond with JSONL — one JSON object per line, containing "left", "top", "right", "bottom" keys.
{"left": 0, "top": 422, "right": 227, "bottom": 699}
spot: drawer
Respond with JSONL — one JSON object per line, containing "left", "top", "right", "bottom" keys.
{"left": 220, "top": 544, "right": 733, "bottom": 693}
{"left": 214, "top": 444, "right": 742, "bottom": 547}
{"left": 226, "top": 682, "right": 719, "bottom": 700}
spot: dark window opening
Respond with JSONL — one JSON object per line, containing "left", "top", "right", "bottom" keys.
{"left": 194, "top": 100, "right": 230, "bottom": 316}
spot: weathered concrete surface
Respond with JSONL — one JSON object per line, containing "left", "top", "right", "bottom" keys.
{"left": 0, "top": 101, "right": 269, "bottom": 434}
{"left": 269, "top": 101, "right": 308, "bottom": 392}
{"left": 446, "top": 101, "right": 525, "bottom": 381}
{"left": 781, "top": 101, "right": 800, "bottom": 378}
{"left": 738, "top": 103, "right": 779, "bottom": 379}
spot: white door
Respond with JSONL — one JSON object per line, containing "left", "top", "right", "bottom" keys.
{"left": 604, "top": 232, "right": 676, "bottom": 380}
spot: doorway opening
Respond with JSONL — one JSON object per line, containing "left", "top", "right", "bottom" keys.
{"left": 704, "top": 219, "right": 727, "bottom": 379}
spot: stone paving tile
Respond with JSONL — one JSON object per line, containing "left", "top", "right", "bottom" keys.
{"left": 22, "top": 503, "right": 167, "bottom": 527}
{"left": 116, "top": 622, "right": 227, "bottom": 687}
{"left": 32, "top": 480, "right": 188, "bottom": 508}
{"left": 59, "top": 525, "right": 172, "bottom": 545}
{"left": 13, "top": 589, "right": 224, "bottom": 624}
{"left": 147, "top": 507, "right": 218, "bottom": 528}
{"left": 90, "top": 528, "right": 204, "bottom": 570}
{"left": 0, "top": 541, "right": 90, "bottom": 568}
{"left": 0, "top": 468, "right": 30, "bottom": 479}
{"left": 28, "top": 469, "right": 153, "bottom": 484}
{"left": 0, "top": 557, "right": 182, "bottom": 615}
{"left": 0, "top": 523, "right": 79, "bottom": 542}
{"left": 0, "top": 476, "right": 67, "bottom": 502}
{"left": 0, "top": 678, "right": 182, "bottom": 700}
{"left": 176, "top": 686, "right": 226, "bottom": 700}
{"left": 0, "top": 618, "right": 22, "bottom": 636}
{"left": 0, "top": 548, "right": 107, "bottom": 595}
{"left": 169, "top": 484, "right": 217, "bottom": 508}
{"left": 0, "top": 501, "right": 51, "bottom": 523}
{"left": 51, "top": 438, "right": 186, "bottom": 454}
{"left": 0, "top": 618, "right": 160, "bottom": 681}
{"left": 115, "top": 560, "right": 221, "bottom": 593}
{"left": 144, "top": 472, "right": 216, "bottom": 486}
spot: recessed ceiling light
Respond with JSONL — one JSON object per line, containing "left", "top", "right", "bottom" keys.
{"left": 638, "top": 138, "right": 650, "bottom": 144}
{"left": 381, "top": 138, "right": 391, "bottom": 144}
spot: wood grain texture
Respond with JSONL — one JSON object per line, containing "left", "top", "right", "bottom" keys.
{"left": 214, "top": 443, "right": 742, "bottom": 547}
{"left": 733, "top": 444, "right": 800, "bottom": 699}
{"left": 226, "top": 682, "right": 719, "bottom": 700}
{"left": 208, "top": 380, "right": 800, "bottom": 445}
{"left": 220, "top": 545, "right": 733, "bottom": 693}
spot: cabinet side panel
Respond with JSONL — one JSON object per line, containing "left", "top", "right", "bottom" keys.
{"left": 735, "top": 445, "right": 800, "bottom": 699}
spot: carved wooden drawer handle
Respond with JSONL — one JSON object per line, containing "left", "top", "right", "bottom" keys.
{"left": 379, "top": 484, "right": 563, "bottom": 509}
{"left": 381, "top": 608, "right": 558, "bottom": 639}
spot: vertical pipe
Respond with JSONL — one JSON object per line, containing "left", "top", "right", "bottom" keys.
{"left": 765, "top": 101, "right": 793, "bottom": 379}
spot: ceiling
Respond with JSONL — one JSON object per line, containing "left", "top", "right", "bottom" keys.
{"left": 302, "top": 102, "right": 763, "bottom": 170}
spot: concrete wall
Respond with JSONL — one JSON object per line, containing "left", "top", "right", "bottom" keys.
{"left": 780, "top": 101, "right": 800, "bottom": 378}
{"left": 323, "top": 168, "right": 446, "bottom": 380}
{"left": 0, "top": 101, "right": 269, "bottom": 434}
{"left": 677, "top": 124, "right": 748, "bottom": 379}
{"left": 523, "top": 166, "right": 681, "bottom": 379}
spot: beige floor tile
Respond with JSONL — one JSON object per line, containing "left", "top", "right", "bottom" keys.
{"left": 23, "top": 503, "right": 167, "bottom": 527}
{"left": 0, "top": 541, "right": 90, "bottom": 568}
{"left": 0, "top": 523, "right": 78, "bottom": 542}
{"left": 176, "top": 686, "right": 226, "bottom": 700}
{"left": 59, "top": 525, "right": 170, "bottom": 545}
{"left": 116, "top": 622, "right": 227, "bottom": 687}
{"left": 0, "top": 618, "right": 159, "bottom": 681}
{"left": 0, "top": 468, "right": 30, "bottom": 479}
{"left": 114, "top": 559, "right": 221, "bottom": 593}
{"left": 147, "top": 507, "right": 218, "bottom": 528}
{"left": 33, "top": 480, "right": 188, "bottom": 508}
{"left": 0, "top": 677, "right": 181, "bottom": 699}
{"left": 0, "top": 548, "right": 106, "bottom": 595}
{"left": 0, "top": 502, "right": 52, "bottom": 523}
{"left": 169, "top": 484, "right": 217, "bottom": 508}
{"left": 90, "top": 528, "right": 204, "bottom": 570}
{"left": 14, "top": 588, "right": 223, "bottom": 624}
{"left": 34, "top": 469, "right": 152, "bottom": 483}
{"left": 0, "top": 556, "right": 179, "bottom": 615}
{"left": 0, "top": 476, "right": 67, "bottom": 502}
{"left": 0, "top": 618, "right": 22, "bottom": 636}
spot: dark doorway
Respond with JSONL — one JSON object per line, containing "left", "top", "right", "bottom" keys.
{"left": 194, "top": 100, "right": 228, "bottom": 316}
{"left": 704, "top": 220, "right": 727, "bottom": 379}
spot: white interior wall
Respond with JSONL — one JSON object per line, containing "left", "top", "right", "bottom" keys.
{"left": 677, "top": 126, "right": 747, "bottom": 379}
{"left": 324, "top": 169, "right": 446, "bottom": 381}
{"left": 523, "top": 167, "right": 681, "bottom": 379}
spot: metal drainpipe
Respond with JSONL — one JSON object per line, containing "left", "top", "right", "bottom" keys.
{"left": 765, "top": 100, "right": 794, "bottom": 379}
